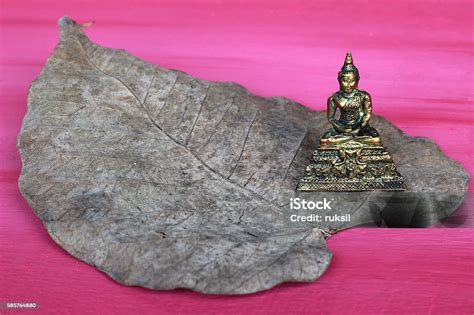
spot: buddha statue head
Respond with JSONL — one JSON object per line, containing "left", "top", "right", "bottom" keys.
{"left": 338, "top": 52, "right": 359, "bottom": 94}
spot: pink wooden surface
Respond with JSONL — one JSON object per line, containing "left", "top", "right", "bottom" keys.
{"left": 1, "top": 1, "right": 473, "bottom": 314}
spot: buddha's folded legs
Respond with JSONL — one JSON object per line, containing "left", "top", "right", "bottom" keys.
{"left": 320, "top": 125, "right": 381, "bottom": 146}
{"left": 320, "top": 127, "right": 352, "bottom": 146}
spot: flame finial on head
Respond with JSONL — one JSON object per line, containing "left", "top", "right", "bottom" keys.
{"left": 338, "top": 51, "right": 359, "bottom": 80}
{"left": 344, "top": 51, "right": 353, "bottom": 65}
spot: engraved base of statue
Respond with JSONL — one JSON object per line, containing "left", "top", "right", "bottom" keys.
{"left": 297, "top": 52, "right": 406, "bottom": 192}
{"left": 297, "top": 140, "right": 406, "bottom": 191}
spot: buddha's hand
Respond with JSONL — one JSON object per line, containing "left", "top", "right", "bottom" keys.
{"left": 349, "top": 128, "right": 360, "bottom": 135}
{"left": 330, "top": 119, "right": 346, "bottom": 133}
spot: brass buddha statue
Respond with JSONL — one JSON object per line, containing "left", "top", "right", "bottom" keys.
{"left": 297, "top": 52, "right": 406, "bottom": 191}
{"left": 321, "top": 52, "right": 380, "bottom": 146}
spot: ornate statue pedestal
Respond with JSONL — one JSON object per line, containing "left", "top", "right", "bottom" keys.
{"left": 297, "top": 139, "right": 406, "bottom": 191}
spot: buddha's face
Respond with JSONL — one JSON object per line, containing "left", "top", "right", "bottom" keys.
{"left": 339, "top": 73, "right": 358, "bottom": 93}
